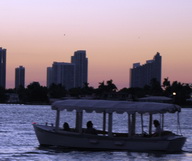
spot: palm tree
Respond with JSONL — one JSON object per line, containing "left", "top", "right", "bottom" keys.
{"left": 106, "top": 79, "right": 117, "bottom": 92}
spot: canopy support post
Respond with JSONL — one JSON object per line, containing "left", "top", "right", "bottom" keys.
{"left": 76, "top": 111, "right": 83, "bottom": 133}
{"left": 132, "top": 113, "right": 136, "bottom": 135}
{"left": 177, "top": 112, "right": 182, "bottom": 135}
{"left": 55, "top": 109, "right": 60, "bottom": 131}
{"left": 103, "top": 112, "right": 106, "bottom": 135}
{"left": 149, "top": 114, "right": 153, "bottom": 135}
{"left": 108, "top": 113, "right": 113, "bottom": 137}
{"left": 141, "top": 114, "right": 144, "bottom": 134}
{"left": 161, "top": 114, "right": 164, "bottom": 131}
{"left": 128, "top": 113, "right": 131, "bottom": 136}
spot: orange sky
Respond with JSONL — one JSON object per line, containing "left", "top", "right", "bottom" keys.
{"left": 1, "top": 0, "right": 192, "bottom": 89}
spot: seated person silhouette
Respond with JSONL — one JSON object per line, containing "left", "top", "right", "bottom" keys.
{"left": 153, "top": 120, "right": 162, "bottom": 136}
{"left": 63, "top": 122, "right": 70, "bottom": 131}
{"left": 85, "top": 121, "right": 97, "bottom": 135}
{"left": 153, "top": 120, "right": 174, "bottom": 137}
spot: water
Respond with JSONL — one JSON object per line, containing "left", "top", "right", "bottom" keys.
{"left": 0, "top": 104, "right": 192, "bottom": 161}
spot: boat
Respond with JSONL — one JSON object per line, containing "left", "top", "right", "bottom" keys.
{"left": 33, "top": 99, "right": 186, "bottom": 152}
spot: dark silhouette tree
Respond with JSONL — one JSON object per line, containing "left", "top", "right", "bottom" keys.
{"left": 95, "top": 81, "right": 106, "bottom": 96}
{"left": 0, "top": 87, "right": 7, "bottom": 103}
{"left": 171, "top": 81, "right": 191, "bottom": 105}
{"left": 26, "top": 82, "right": 48, "bottom": 103}
{"left": 162, "top": 77, "right": 171, "bottom": 96}
{"left": 68, "top": 87, "right": 82, "bottom": 97}
{"left": 162, "top": 77, "right": 171, "bottom": 89}
{"left": 129, "top": 87, "right": 146, "bottom": 100}
{"left": 16, "top": 85, "right": 27, "bottom": 103}
{"left": 48, "top": 83, "right": 66, "bottom": 98}
{"left": 81, "top": 83, "right": 94, "bottom": 96}
{"left": 143, "top": 85, "right": 151, "bottom": 96}
{"left": 98, "top": 81, "right": 106, "bottom": 91}
{"left": 95, "top": 80, "right": 117, "bottom": 99}
{"left": 150, "top": 78, "right": 163, "bottom": 96}
{"left": 106, "top": 79, "right": 117, "bottom": 92}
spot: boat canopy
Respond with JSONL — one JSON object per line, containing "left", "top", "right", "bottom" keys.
{"left": 52, "top": 99, "right": 181, "bottom": 114}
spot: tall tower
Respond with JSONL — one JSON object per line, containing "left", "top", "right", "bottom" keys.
{"left": 47, "top": 67, "right": 53, "bottom": 88}
{"left": 130, "top": 52, "right": 162, "bottom": 88}
{"left": 15, "top": 66, "right": 25, "bottom": 89}
{"left": 48, "top": 62, "right": 75, "bottom": 90}
{"left": 0, "top": 47, "right": 6, "bottom": 88}
{"left": 71, "top": 50, "right": 88, "bottom": 88}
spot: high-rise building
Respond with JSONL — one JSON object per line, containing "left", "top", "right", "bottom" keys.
{"left": 47, "top": 67, "right": 53, "bottom": 88}
{"left": 130, "top": 52, "right": 162, "bottom": 88}
{"left": 15, "top": 66, "right": 25, "bottom": 89}
{"left": 71, "top": 50, "right": 88, "bottom": 88}
{"left": 0, "top": 47, "right": 6, "bottom": 88}
{"left": 47, "top": 62, "right": 75, "bottom": 90}
{"left": 47, "top": 50, "right": 88, "bottom": 90}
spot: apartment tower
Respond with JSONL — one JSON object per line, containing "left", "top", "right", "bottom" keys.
{"left": 71, "top": 50, "right": 88, "bottom": 88}
{"left": 130, "top": 52, "right": 162, "bottom": 88}
{"left": 0, "top": 47, "right": 6, "bottom": 88}
{"left": 47, "top": 62, "right": 75, "bottom": 90}
{"left": 15, "top": 66, "right": 25, "bottom": 89}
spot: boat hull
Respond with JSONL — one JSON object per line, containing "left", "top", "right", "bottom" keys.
{"left": 33, "top": 124, "right": 186, "bottom": 152}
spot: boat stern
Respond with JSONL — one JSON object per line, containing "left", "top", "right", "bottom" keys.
{"left": 166, "top": 135, "right": 186, "bottom": 152}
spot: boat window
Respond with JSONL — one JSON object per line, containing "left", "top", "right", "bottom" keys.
{"left": 59, "top": 110, "right": 76, "bottom": 130}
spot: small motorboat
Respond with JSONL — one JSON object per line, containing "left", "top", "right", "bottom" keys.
{"left": 33, "top": 99, "right": 186, "bottom": 152}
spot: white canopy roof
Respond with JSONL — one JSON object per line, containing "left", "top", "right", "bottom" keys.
{"left": 52, "top": 99, "right": 181, "bottom": 114}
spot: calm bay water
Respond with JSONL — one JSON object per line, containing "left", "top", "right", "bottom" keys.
{"left": 0, "top": 104, "right": 192, "bottom": 161}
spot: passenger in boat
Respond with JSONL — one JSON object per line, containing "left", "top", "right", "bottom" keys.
{"left": 63, "top": 122, "right": 70, "bottom": 131}
{"left": 85, "top": 121, "right": 97, "bottom": 135}
{"left": 153, "top": 120, "right": 162, "bottom": 136}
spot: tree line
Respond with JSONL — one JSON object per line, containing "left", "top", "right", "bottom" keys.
{"left": 1, "top": 78, "right": 191, "bottom": 105}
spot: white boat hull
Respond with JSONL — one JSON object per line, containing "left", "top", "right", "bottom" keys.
{"left": 33, "top": 124, "right": 186, "bottom": 152}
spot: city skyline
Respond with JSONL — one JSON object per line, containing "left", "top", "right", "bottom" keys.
{"left": 47, "top": 50, "right": 88, "bottom": 89}
{"left": 1, "top": 1, "right": 192, "bottom": 89}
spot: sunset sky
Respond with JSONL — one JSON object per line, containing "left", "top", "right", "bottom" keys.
{"left": 1, "top": 0, "right": 192, "bottom": 89}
